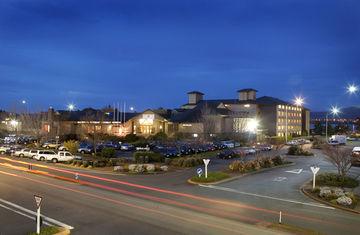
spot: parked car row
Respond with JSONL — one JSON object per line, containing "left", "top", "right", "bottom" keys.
{"left": 287, "top": 139, "right": 311, "bottom": 146}
{"left": 217, "top": 144, "right": 273, "bottom": 159}
{"left": 11, "top": 148, "right": 81, "bottom": 163}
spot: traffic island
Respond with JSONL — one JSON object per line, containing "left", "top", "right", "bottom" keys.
{"left": 301, "top": 173, "right": 360, "bottom": 214}
{"left": 188, "top": 172, "right": 230, "bottom": 184}
{"left": 28, "top": 226, "right": 70, "bottom": 235}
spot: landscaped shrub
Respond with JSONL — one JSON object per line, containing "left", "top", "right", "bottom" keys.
{"left": 229, "top": 160, "right": 241, "bottom": 171}
{"left": 272, "top": 155, "right": 283, "bottom": 165}
{"left": 169, "top": 157, "right": 203, "bottom": 167}
{"left": 312, "top": 137, "right": 325, "bottom": 149}
{"left": 101, "top": 147, "right": 116, "bottom": 158}
{"left": 287, "top": 146, "right": 313, "bottom": 156}
{"left": 316, "top": 173, "right": 359, "bottom": 188}
{"left": 82, "top": 160, "right": 89, "bottom": 168}
{"left": 123, "top": 134, "right": 140, "bottom": 143}
{"left": 260, "top": 158, "right": 274, "bottom": 168}
{"left": 133, "top": 152, "right": 164, "bottom": 163}
{"left": 63, "top": 140, "right": 79, "bottom": 154}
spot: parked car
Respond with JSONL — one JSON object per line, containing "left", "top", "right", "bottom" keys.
{"left": 217, "top": 150, "right": 237, "bottom": 159}
{"left": 58, "top": 145, "right": 68, "bottom": 151}
{"left": 238, "top": 147, "right": 256, "bottom": 155}
{"left": 286, "top": 140, "right": 299, "bottom": 146}
{"left": 78, "top": 145, "right": 93, "bottom": 154}
{"left": 329, "top": 135, "right": 346, "bottom": 145}
{"left": 136, "top": 145, "right": 150, "bottom": 151}
{"left": 34, "top": 150, "right": 57, "bottom": 161}
{"left": 352, "top": 147, "right": 360, "bottom": 166}
{"left": 120, "top": 143, "right": 134, "bottom": 151}
{"left": 0, "top": 145, "right": 11, "bottom": 155}
{"left": 42, "top": 141, "right": 60, "bottom": 149}
{"left": 14, "top": 148, "right": 31, "bottom": 157}
{"left": 29, "top": 149, "right": 41, "bottom": 159}
{"left": 35, "top": 150, "right": 79, "bottom": 163}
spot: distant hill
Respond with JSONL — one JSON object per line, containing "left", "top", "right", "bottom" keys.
{"left": 311, "top": 106, "right": 360, "bottom": 119}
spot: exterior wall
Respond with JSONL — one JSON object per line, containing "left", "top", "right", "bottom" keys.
{"left": 258, "top": 105, "right": 277, "bottom": 136}
{"left": 188, "top": 93, "right": 203, "bottom": 104}
{"left": 302, "top": 109, "right": 310, "bottom": 135}
{"left": 178, "top": 123, "right": 204, "bottom": 134}
{"left": 276, "top": 105, "right": 302, "bottom": 137}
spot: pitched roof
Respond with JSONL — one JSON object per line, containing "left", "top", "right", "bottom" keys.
{"left": 187, "top": 91, "right": 204, "bottom": 95}
{"left": 171, "top": 101, "right": 232, "bottom": 123}
{"left": 237, "top": 88, "right": 258, "bottom": 92}
{"left": 57, "top": 108, "right": 137, "bottom": 122}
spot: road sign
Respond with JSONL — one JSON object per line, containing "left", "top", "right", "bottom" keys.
{"left": 310, "top": 166, "right": 320, "bottom": 175}
{"left": 202, "top": 159, "right": 210, "bottom": 178}
{"left": 34, "top": 195, "right": 42, "bottom": 208}
{"left": 310, "top": 166, "right": 320, "bottom": 189}
{"left": 203, "top": 159, "right": 210, "bottom": 166}
{"left": 196, "top": 168, "right": 203, "bottom": 177}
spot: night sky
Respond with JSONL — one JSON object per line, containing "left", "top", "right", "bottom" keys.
{"left": 0, "top": 0, "right": 359, "bottom": 112}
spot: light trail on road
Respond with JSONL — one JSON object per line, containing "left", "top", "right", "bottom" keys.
{"left": 0, "top": 157, "right": 348, "bottom": 229}
{"left": 0, "top": 169, "right": 254, "bottom": 235}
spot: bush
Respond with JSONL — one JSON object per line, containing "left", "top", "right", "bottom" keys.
{"left": 170, "top": 157, "right": 203, "bottom": 167}
{"left": 149, "top": 132, "right": 168, "bottom": 141}
{"left": 63, "top": 140, "right": 79, "bottom": 154}
{"left": 133, "top": 152, "right": 164, "bottom": 163}
{"left": 287, "top": 146, "right": 313, "bottom": 156}
{"left": 312, "top": 137, "right": 325, "bottom": 149}
{"left": 101, "top": 147, "right": 116, "bottom": 158}
{"left": 123, "top": 134, "right": 140, "bottom": 143}
{"left": 272, "top": 155, "right": 283, "bottom": 166}
{"left": 316, "top": 173, "right": 359, "bottom": 188}
{"left": 82, "top": 160, "right": 89, "bottom": 168}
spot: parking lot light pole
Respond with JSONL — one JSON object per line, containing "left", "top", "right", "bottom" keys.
{"left": 325, "top": 106, "right": 340, "bottom": 142}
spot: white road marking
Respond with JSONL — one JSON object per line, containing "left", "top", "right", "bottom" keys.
{"left": 0, "top": 198, "right": 74, "bottom": 230}
{"left": 285, "top": 169, "right": 303, "bottom": 174}
{"left": 273, "top": 177, "right": 287, "bottom": 182}
{"left": 0, "top": 203, "right": 53, "bottom": 226}
{"left": 199, "top": 185, "right": 335, "bottom": 210}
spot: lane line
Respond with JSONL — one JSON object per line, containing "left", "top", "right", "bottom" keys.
{"left": 0, "top": 198, "right": 74, "bottom": 230}
{"left": 199, "top": 185, "right": 335, "bottom": 210}
{"left": 0, "top": 203, "right": 53, "bottom": 226}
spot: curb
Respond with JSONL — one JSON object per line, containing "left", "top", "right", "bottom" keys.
{"left": 188, "top": 162, "right": 295, "bottom": 186}
{"left": 300, "top": 181, "right": 360, "bottom": 214}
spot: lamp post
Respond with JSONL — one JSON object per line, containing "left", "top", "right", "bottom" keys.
{"left": 325, "top": 106, "right": 340, "bottom": 142}
{"left": 67, "top": 103, "right": 75, "bottom": 111}
{"left": 347, "top": 84, "right": 358, "bottom": 95}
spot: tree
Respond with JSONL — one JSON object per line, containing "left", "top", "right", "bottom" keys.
{"left": 313, "top": 121, "right": 323, "bottom": 135}
{"left": 322, "top": 145, "right": 353, "bottom": 178}
{"left": 334, "top": 123, "right": 349, "bottom": 134}
{"left": 19, "top": 112, "right": 48, "bottom": 142}
{"left": 199, "top": 103, "right": 218, "bottom": 140}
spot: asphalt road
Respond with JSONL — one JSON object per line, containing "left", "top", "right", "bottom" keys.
{"left": 0, "top": 145, "right": 359, "bottom": 235}
{"left": 0, "top": 160, "right": 287, "bottom": 235}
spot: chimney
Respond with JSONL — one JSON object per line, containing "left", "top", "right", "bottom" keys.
{"left": 187, "top": 91, "right": 204, "bottom": 104}
{"left": 237, "top": 89, "right": 257, "bottom": 101}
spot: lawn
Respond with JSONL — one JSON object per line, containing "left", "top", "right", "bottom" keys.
{"left": 190, "top": 171, "right": 230, "bottom": 183}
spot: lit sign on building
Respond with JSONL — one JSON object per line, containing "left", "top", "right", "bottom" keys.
{"left": 139, "top": 114, "right": 155, "bottom": 125}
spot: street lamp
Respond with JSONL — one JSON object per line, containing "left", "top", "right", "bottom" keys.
{"left": 325, "top": 106, "right": 340, "bottom": 142}
{"left": 294, "top": 96, "right": 304, "bottom": 107}
{"left": 67, "top": 103, "right": 75, "bottom": 111}
{"left": 246, "top": 118, "right": 259, "bottom": 133}
{"left": 347, "top": 84, "right": 358, "bottom": 94}
{"left": 130, "top": 106, "right": 135, "bottom": 112}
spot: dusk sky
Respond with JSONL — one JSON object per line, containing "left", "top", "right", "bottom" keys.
{"left": 0, "top": 0, "right": 359, "bottom": 112}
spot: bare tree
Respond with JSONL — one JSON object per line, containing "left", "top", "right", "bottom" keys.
{"left": 322, "top": 145, "right": 353, "bottom": 178}
{"left": 199, "top": 103, "right": 218, "bottom": 140}
{"left": 80, "top": 109, "right": 105, "bottom": 153}
{"left": 19, "top": 112, "right": 48, "bottom": 141}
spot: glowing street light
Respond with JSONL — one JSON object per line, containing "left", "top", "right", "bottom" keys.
{"left": 326, "top": 106, "right": 341, "bottom": 141}
{"left": 21, "top": 100, "right": 26, "bottom": 104}
{"left": 294, "top": 96, "right": 304, "bottom": 106}
{"left": 246, "top": 118, "right": 259, "bottom": 133}
{"left": 130, "top": 106, "right": 134, "bottom": 112}
{"left": 347, "top": 84, "right": 358, "bottom": 94}
{"left": 67, "top": 103, "right": 75, "bottom": 111}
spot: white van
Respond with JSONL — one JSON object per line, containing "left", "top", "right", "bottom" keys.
{"left": 34, "top": 150, "right": 57, "bottom": 161}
